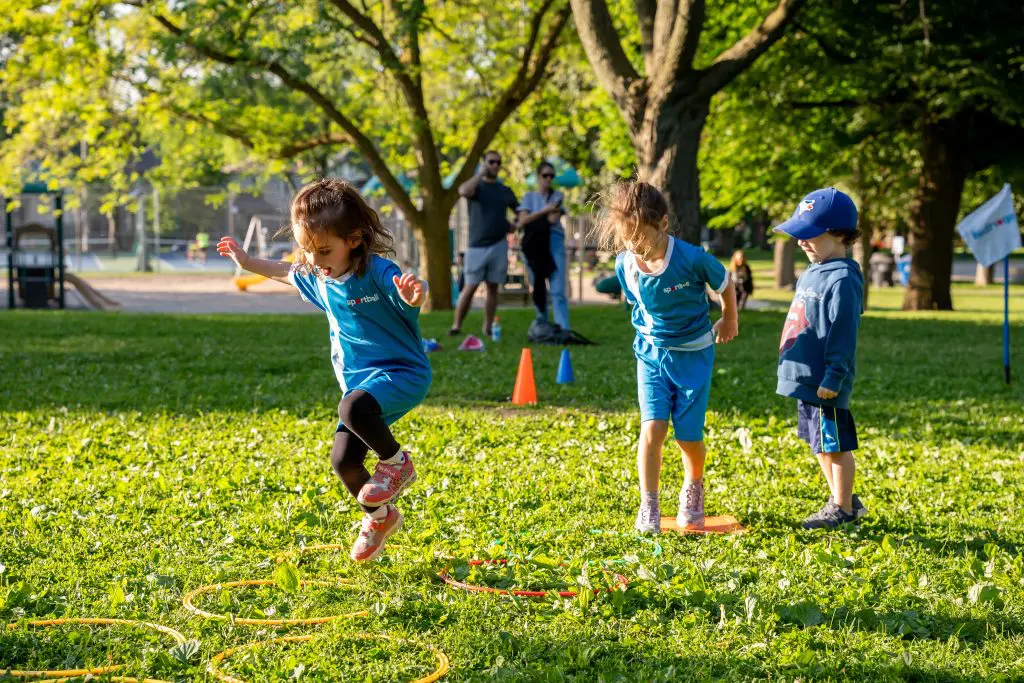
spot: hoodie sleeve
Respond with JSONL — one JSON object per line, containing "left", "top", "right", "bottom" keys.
{"left": 820, "top": 275, "right": 863, "bottom": 393}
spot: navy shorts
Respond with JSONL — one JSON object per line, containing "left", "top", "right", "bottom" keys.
{"left": 797, "top": 400, "right": 858, "bottom": 454}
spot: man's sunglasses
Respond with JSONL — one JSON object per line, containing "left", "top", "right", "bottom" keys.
{"left": 540, "top": 173, "right": 554, "bottom": 179}
{"left": 487, "top": 159, "right": 502, "bottom": 166}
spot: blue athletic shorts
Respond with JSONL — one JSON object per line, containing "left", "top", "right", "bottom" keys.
{"left": 637, "top": 343, "right": 714, "bottom": 441}
{"left": 337, "top": 369, "right": 431, "bottom": 433}
{"left": 796, "top": 400, "right": 858, "bottom": 454}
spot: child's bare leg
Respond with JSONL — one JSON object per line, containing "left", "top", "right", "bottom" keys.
{"left": 638, "top": 419, "right": 669, "bottom": 493}
{"left": 634, "top": 420, "right": 668, "bottom": 532}
{"left": 828, "top": 451, "right": 855, "bottom": 514}
{"left": 677, "top": 440, "right": 707, "bottom": 529}
{"left": 677, "top": 440, "right": 706, "bottom": 483}
{"left": 816, "top": 453, "right": 835, "bottom": 497}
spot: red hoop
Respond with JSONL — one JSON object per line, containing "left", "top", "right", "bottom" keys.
{"left": 438, "top": 559, "right": 629, "bottom": 598}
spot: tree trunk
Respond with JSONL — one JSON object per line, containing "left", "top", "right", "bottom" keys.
{"left": 975, "top": 263, "right": 993, "bottom": 286}
{"left": 635, "top": 100, "right": 708, "bottom": 245}
{"left": 774, "top": 237, "right": 796, "bottom": 289}
{"left": 852, "top": 213, "right": 873, "bottom": 309}
{"left": 415, "top": 209, "right": 453, "bottom": 311}
{"left": 106, "top": 212, "right": 117, "bottom": 258}
{"left": 903, "top": 117, "right": 968, "bottom": 310}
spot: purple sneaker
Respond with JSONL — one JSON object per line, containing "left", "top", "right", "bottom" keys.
{"left": 679, "top": 480, "right": 705, "bottom": 530}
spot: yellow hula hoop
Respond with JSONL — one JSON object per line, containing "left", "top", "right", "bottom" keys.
{"left": 181, "top": 579, "right": 369, "bottom": 626}
{"left": 34, "top": 678, "right": 174, "bottom": 683}
{"left": 208, "top": 633, "right": 450, "bottom": 683}
{"left": 2, "top": 617, "right": 186, "bottom": 680}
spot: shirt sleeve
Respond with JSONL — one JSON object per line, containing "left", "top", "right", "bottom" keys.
{"left": 374, "top": 259, "right": 420, "bottom": 321}
{"left": 507, "top": 187, "right": 520, "bottom": 212}
{"left": 287, "top": 264, "right": 327, "bottom": 312}
{"left": 516, "top": 192, "right": 534, "bottom": 214}
{"left": 615, "top": 255, "right": 636, "bottom": 307}
{"left": 820, "top": 277, "right": 863, "bottom": 393}
{"left": 698, "top": 250, "right": 729, "bottom": 293}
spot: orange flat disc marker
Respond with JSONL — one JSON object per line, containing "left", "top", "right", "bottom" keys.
{"left": 661, "top": 515, "right": 746, "bottom": 535}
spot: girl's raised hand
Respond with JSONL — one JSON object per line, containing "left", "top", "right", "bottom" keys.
{"left": 393, "top": 272, "right": 426, "bottom": 307}
{"left": 217, "top": 236, "right": 249, "bottom": 269}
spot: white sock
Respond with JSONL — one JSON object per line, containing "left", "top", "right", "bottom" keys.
{"left": 381, "top": 449, "right": 405, "bottom": 465}
{"left": 367, "top": 505, "right": 389, "bottom": 520}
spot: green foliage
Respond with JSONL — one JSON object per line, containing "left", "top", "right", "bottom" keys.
{"left": 1, "top": 291, "right": 1023, "bottom": 678}
{"left": 701, "top": 0, "right": 1024, "bottom": 233}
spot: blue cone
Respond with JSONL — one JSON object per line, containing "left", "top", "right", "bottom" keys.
{"left": 556, "top": 348, "right": 575, "bottom": 384}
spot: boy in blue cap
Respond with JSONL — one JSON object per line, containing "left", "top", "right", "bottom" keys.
{"left": 774, "top": 187, "right": 867, "bottom": 529}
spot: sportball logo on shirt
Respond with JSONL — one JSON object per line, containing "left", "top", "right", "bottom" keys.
{"left": 346, "top": 292, "right": 381, "bottom": 306}
{"left": 662, "top": 282, "right": 692, "bottom": 294}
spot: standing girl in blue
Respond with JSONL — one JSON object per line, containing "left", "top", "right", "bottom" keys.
{"left": 598, "top": 182, "right": 739, "bottom": 533}
{"left": 218, "top": 179, "right": 429, "bottom": 561}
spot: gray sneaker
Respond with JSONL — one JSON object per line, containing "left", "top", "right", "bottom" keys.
{"left": 678, "top": 480, "right": 705, "bottom": 530}
{"left": 634, "top": 500, "right": 661, "bottom": 534}
{"left": 802, "top": 501, "right": 857, "bottom": 529}
{"left": 828, "top": 493, "right": 868, "bottom": 520}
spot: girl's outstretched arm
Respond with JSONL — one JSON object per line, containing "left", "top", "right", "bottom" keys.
{"left": 393, "top": 272, "right": 428, "bottom": 307}
{"left": 218, "top": 236, "right": 292, "bottom": 283}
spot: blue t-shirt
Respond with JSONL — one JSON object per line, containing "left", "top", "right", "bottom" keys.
{"left": 615, "top": 237, "right": 729, "bottom": 350}
{"left": 288, "top": 255, "right": 432, "bottom": 393}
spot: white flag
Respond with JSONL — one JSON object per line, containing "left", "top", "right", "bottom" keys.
{"left": 956, "top": 184, "right": 1021, "bottom": 267}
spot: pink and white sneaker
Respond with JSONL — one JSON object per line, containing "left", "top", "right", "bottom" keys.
{"left": 350, "top": 505, "right": 403, "bottom": 562}
{"left": 357, "top": 452, "right": 417, "bottom": 507}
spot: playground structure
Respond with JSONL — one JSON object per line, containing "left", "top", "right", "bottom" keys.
{"left": 4, "top": 184, "right": 120, "bottom": 311}
{"left": 232, "top": 215, "right": 297, "bottom": 291}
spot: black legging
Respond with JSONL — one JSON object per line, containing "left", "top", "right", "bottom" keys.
{"left": 531, "top": 271, "right": 548, "bottom": 318}
{"left": 330, "top": 390, "right": 401, "bottom": 513}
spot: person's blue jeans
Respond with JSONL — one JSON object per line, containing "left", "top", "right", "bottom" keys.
{"left": 527, "top": 228, "right": 571, "bottom": 329}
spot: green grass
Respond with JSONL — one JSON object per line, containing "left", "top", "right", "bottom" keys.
{"left": 1, "top": 293, "right": 1023, "bottom": 681}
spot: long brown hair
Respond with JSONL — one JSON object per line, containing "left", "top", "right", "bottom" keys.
{"left": 286, "top": 178, "right": 394, "bottom": 277}
{"left": 592, "top": 181, "right": 670, "bottom": 258}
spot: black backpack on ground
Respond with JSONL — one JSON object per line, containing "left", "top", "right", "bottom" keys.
{"left": 527, "top": 319, "right": 596, "bottom": 346}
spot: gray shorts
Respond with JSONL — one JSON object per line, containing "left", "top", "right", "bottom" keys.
{"left": 464, "top": 241, "right": 508, "bottom": 285}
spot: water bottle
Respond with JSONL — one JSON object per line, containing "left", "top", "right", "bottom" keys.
{"left": 491, "top": 317, "right": 502, "bottom": 343}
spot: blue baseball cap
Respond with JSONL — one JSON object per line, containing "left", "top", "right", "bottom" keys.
{"left": 772, "top": 188, "right": 858, "bottom": 240}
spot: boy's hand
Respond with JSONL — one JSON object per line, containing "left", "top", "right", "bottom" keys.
{"left": 713, "top": 316, "right": 738, "bottom": 344}
{"left": 393, "top": 273, "right": 426, "bottom": 307}
{"left": 817, "top": 386, "right": 839, "bottom": 400}
{"left": 217, "top": 236, "right": 249, "bottom": 269}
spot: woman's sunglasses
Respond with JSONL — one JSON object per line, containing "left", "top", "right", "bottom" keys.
{"left": 540, "top": 173, "right": 554, "bottom": 179}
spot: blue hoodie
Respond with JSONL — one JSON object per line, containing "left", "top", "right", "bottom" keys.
{"left": 777, "top": 258, "right": 863, "bottom": 409}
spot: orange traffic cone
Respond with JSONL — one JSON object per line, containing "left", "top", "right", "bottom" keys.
{"left": 511, "top": 348, "right": 538, "bottom": 405}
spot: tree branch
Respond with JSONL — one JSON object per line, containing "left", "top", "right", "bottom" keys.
{"left": 324, "top": 0, "right": 440, "bottom": 197}
{"left": 793, "top": 20, "right": 857, "bottom": 64}
{"left": 634, "top": 0, "right": 657, "bottom": 74}
{"left": 569, "top": 0, "right": 643, "bottom": 112}
{"left": 445, "top": 1, "right": 572, "bottom": 210}
{"left": 696, "top": 0, "right": 804, "bottom": 100}
{"left": 150, "top": 12, "right": 421, "bottom": 221}
{"left": 655, "top": 0, "right": 704, "bottom": 89}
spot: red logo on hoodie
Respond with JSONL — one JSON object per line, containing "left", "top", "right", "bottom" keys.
{"left": 780, "top": 299, "right": 809, "bottom": 353}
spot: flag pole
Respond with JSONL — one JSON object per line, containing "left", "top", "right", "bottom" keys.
{"left": 1004, "top": 255, "right": 1011, "bottom": 385}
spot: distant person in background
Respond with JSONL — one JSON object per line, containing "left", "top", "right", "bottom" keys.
{"left": 450, "top": 150, "right": 519, "bottom": 337}
{"left": 190, "top": 231, "right": 210, "bottom": 264}
{"left": 517, "top": 160, "right": 570, "bottom": 331}
{"left": 730, "top": 250, "right": 755, "bottom": 309}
